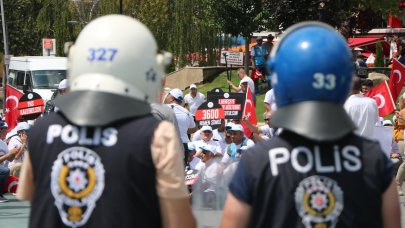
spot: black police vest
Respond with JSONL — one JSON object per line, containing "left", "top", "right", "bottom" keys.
{"left": 27, "top": 113, "right": 162, "bottom": 228}
{"left": 231, "top": 130, "right": 393, "bottom": 228}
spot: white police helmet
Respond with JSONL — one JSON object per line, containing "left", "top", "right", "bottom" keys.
{"left": 55, "top": 15, "right": 171, "bottom": 126}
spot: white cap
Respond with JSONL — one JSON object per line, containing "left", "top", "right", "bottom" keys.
{"left": 169, "top": 88, "right": 184, "bottom": 101}
{"left": 6, "top": 129, "right": 17, "bottom": 140}
{"left": 402, "top": 92, "right": 405, "bottom": 99}
{"left": 58, "top": 79, "right": 68, "bottom": 89}
{"left": 199, "top": 145, "right": 216, "bottom": 155}
{"left": 200, "top": 125, "right": 213, "bottom": 132}
{"left": 16, "top": 122, "right": 30, "bottom": 132}
{"left": 230, "top": 124, "right": 244, "bottom": 132}
{"left": 239, "top": 146, "right": 248, "bottom": 151}
{"left": 187, "top": 142, "right": 196, "bottom": 151}
{"left": 225, "top": 122, "right": 235, "bottom": 130}
{"left": 383, "top": 120, "right": 393, "bottom": 126}
{"left": 190, "top": 84, "right": 197, "bottom": 89}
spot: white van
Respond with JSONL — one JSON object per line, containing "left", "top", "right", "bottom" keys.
{"left": 7, "top": 56, "right": 67, "bottom": 101}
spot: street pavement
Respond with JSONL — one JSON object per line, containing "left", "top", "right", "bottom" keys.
{"left": 0, "top": 194, "right": 29, "bottom": 228}
{"left": 1, "top": 193, "right": 405, "bottom": 227}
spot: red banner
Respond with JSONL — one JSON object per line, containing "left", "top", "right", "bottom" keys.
{"left": 388, "top": 59, "right": 405, "bottom": 102}
{"left": 365, "top": 81, "right": 395, "bottom": 117}
{"left": 5, "top": 86, "right": 23, "bottom": 131}
{"left": 18, "top": 99, "right": 44, "bottom": 109}
{"left": 241, "top": 86, "right": 257, "bottom": 137}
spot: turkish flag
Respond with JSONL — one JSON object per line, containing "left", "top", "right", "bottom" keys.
{"left": 365, "top": 81, "right": 395, "bottom": 117}
{"left": 388, "top": 59, "right": 405, "bottom": 102}
{"left": 241, "top": 86, "right": 257, "bottom": 137}
{"left": 2, "top": 175, "right": 18, "bottom": 193}
{"left": 5, "top": 85, "right": 24, "bottom": 131}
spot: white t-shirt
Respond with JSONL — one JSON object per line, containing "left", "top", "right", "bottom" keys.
{"left": 344, "top": 94, "right": 379, "bottom": 139}
{"left": 189, "top": 156, "right": 201, "bottom": 170}
{"left": 212, "top": 129, "right": 225, "bottom": 141}
{"left": 195, "top": 158, "right": 222, "bottom": 192}
{"left": 0, "top": 140, "right": 9, "bottom": 166}
{"left": 7, "top": 136, "right": 25, "bottom": 168}
{"left": 218, "top": 139, "right": 231, "bottom": 154}
{"left": 167, "top": 103, "right": 196, "bottom": 143}
{"left": 239, "top": 76, "right": 255, "bottom": 94}
{"left": 259, "top": 124, "right": 275, "bottom": 140}
{"left": 221, "top": 138, "right": 255, "bottom": 165}
{"left": 184, "top": 92, "right": 206, "bottom": 116}
{"left": 390, "top": 40, "right": 398, "bottom": 59}
{"left": 264, "top": 89, "right": 277, "bottom": 111}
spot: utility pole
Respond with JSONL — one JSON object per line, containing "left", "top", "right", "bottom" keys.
{"left": 1, "top": 0, "right": 9, "bottom": 67}
{"left": 119, "top": 0, "right": 123, "bottom": 14}
{"left": 1, "top": 0, "right": 9, "bottom": 111}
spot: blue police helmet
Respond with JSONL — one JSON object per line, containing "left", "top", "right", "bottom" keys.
{"left": 268, "top": 22, "right": 356, "bottom": 141}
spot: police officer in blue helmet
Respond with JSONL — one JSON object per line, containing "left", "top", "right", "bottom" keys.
{"left": 221, "top": 22, "right": 400, "bottom": 228}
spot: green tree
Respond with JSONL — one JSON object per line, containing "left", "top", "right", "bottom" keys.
{"left": 35, "top": 0, "right": 76, "bottom": 56}
{"left": 265, "top": 0, "right": 399, "bottom": 37}
{"left": 374, "top": 42, "right": 384, "bottom": 67}
{"left": 209, "top": 0, "right": 269, "bottom": 72}
{"left": 0, "top": 0, "right": 41, "bottom": 56}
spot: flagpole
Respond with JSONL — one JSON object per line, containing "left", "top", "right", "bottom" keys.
{"left": 384, "top": 80, "right": 397, "bottom": 111}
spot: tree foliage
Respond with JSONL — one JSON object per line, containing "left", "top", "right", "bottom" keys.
{"left": 0, "top": 0, "right": 401, "bottom": 63}
{"left": 265, "top": 0, "right": 399, "bottom": 38}
{"left": 1, "top": 0, "right": 40, "bottom": 56}
{"left": 375, "top": 42, "right": 384, "bottom": 67}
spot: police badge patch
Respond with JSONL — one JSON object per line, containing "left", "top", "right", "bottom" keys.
{"left": 295, "top": 175, "right": 344, "bottom": 228}
{"left": 51, "top": 147, "right": 105, "bottom": 228}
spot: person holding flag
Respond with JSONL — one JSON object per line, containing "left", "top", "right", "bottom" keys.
{"left": 227, "top": 68, "right": 256, "bottom": 104}
{"left": 364, "top": 80, "right": 396, "bottom": 117}
{"left": 344, "top": 77, "right": 379, "bottom": 139}
{"left": 240, "top": 82, "right": 257, "bottom": 138}
{"left": 388, "top": 59, "right": 405, "bottom": 102}
{"left": 4, "top": 85, "right": 24, "bottom": 131}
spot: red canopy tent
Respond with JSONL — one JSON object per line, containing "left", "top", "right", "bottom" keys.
{"left": 347, "top": 36, "right": 389, "bottom": 57}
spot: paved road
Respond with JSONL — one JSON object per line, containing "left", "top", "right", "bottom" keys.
{"left": 1, "top": 193, "right": 405, "bottom": 228}
{"left": 0, "top": 194, "right": 29, "bottom": 228}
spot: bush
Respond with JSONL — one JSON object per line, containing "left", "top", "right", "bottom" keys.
{"left": 375, "top": 42, "right": 384, "bottom": 67}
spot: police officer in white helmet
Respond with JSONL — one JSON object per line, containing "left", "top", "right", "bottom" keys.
{"left": 17, "top": 15, "right": 195, "bottom": 228}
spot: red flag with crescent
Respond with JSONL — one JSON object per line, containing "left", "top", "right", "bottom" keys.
{"left": 5, "top": 85, "right": 24, "bottom": 131}
{"left": 241, "top": 86, "right": 257, "bottom": 137}
{"left": 365, "top": 81, "right": 395, "bottom": 117}
{"left": 388, "top": 59, "right": 405, "bottom": 102}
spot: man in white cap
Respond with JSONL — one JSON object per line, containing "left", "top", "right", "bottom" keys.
{"left": 221, "top": 124, "right": 254, "bottom": 167}
{"left": 44, "top": 79, "right": 69, "bottom": 114}
{"left": 166, "top": 88, "right": 198, "bottom": 162}
{"left": 7, "top": 122, "right": 29, "bottom": 177}
{"left": 58, "top": 79, "right": 68, "bottom": 95}
{"left": 193, "top": 144, "right": 222, "bottom": 209}
{"left": 184, "top": 84, "right": 206, "bottom": 118}
{"left": 193, "top": 125, "right": 222, "bottom": 156}
{"left": 0, "top": 121, "right": 17, "bottom": 202}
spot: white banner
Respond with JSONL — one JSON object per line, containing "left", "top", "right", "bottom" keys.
{"left": 220, "top": 51, "right": 243, "bottom": 65}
